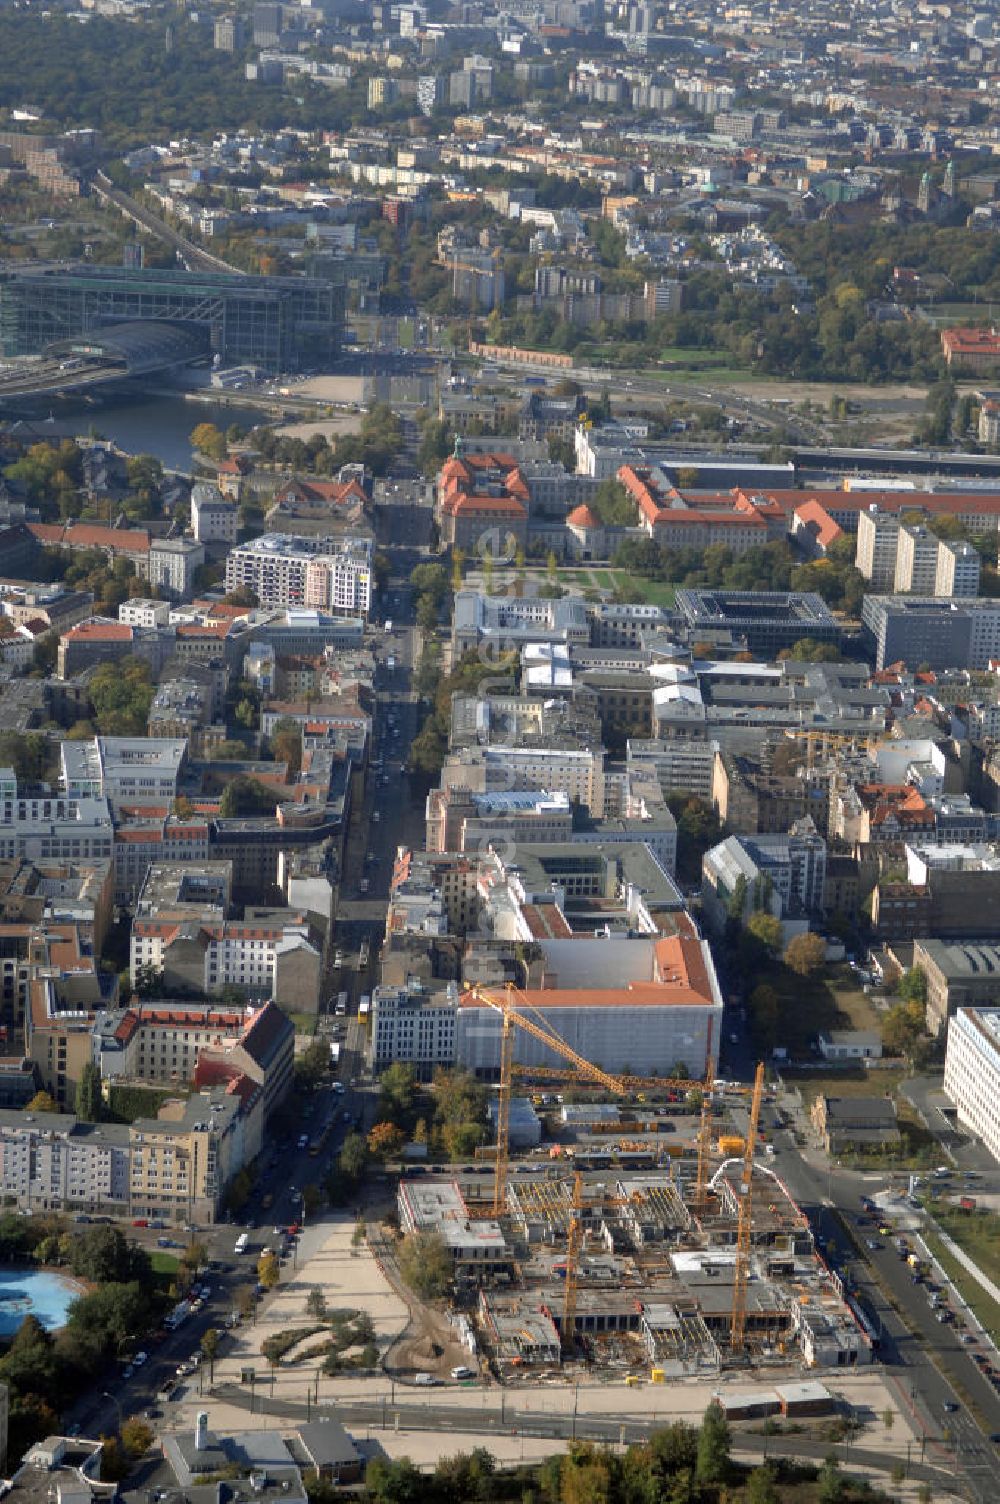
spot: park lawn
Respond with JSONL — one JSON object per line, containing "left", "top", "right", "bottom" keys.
{"left": 612, "top": 572, "right": 676, "bottom": 607}
{"left": 151, "top": 1251, "right": 180, "bottom": 1280}
{"left": 593, "top": 569, "right": 614, "bottom": 588}
{"left": 925, "top": 1198, "right": 1000, "bottom": 1291}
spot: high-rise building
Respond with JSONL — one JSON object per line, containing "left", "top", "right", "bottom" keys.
{"left": 223, "top": 534, "right": 372, "bottom": 614}
{"left": 214, "top": 16, "right": 245, "bottom": 51}
{"left": 253, "top": 1, "right": 282, "bottom": 46}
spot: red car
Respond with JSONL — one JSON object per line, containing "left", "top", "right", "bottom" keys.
{"left": 132, "top": 1218, "right": 149, "bottom": 1227}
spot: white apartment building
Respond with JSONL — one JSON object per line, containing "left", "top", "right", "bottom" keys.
{"left": 61, "top": 738, "right": 187, "bottom": 813}
{"left": 371, "top": 982, "right": 459, "bottom": 1077}
{"left": 148, "top": 537, "right": 205, "bottom": 599}
{"left": 855, "top": 508, "right": 901, "bottom": 589}
{"left": 944, "top": 1007, "right": 1000, "bottom": 1163}
{"left": 191, "top": 483, "right": 238, "bottom": 544}
{"left": 935, "top": 539, "right": 981, "bottom": 599}
{"left": 895, "top": 525, "right": 939, "bottom": 595}
{"left": 0, "top": 768, "right": 113, "bottom": 864}
{"left": 224, "top": 533, "right": 372, "bottom": 615}
{"left": 0, "top": 1111, "right": 131, "bottom": 1214}
{"left": 626, "top": 738, "right": 717, "bottom": 801}
{"left": 119, "top": 598, "right": 171, "bottom": 629}
{"left": 441, "top": 745, "right": 606, "bottom": 816}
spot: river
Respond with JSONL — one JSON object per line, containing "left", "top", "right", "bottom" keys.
{"left": 9, "top": 392, "right": 271, "bottom": 472}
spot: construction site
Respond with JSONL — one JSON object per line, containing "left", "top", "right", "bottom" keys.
{"left": 395, "top": 986, "right": 872, "bottom": 1386}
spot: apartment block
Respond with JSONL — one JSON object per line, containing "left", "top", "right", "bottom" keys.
{"left": 224, "top": 534, "right": 372, "bottom": 615}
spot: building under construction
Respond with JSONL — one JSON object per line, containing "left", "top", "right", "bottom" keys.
{"left": 399, "top": 986, "right": 872, "bottom": 1379}
{"left": 399, "top": 1151, "right": 870, "bottom": 1382}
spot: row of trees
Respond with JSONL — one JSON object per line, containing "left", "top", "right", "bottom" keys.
{"left": 361, "top": 1408, "right": 877, "bottom": 1504}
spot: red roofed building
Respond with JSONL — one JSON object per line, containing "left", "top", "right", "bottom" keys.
{"left": 791, "top": 499, "right": 845, "bottom": 558}
{"left": 618, "top": 465, "right": 769, "bottom": 551}
{"left": 436, "top": 450, "right": 529, "bottom": 551}
{"left": 942, "top": 326, "right": 1000, "bottom": 372}
{"left": 57, "top": 617, "right": 137, "bottom": 678}
{"left": 454, "top": 931, "right": 723, "bottom": 1077}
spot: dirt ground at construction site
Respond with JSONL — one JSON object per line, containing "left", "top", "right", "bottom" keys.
{"left": 192, "top": 1209, "right": 921, "bottom": 1463}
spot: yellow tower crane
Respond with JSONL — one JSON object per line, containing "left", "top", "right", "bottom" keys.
{"left": 729, "top": 1060, "right": 766, "bottom": 1352}
{"left": 464, "top": 983, "right": 723, "bottom": 1215}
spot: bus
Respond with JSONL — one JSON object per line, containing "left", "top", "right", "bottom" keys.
{"left": 235, "top": 1233, "right": 250, "bottom": 1255}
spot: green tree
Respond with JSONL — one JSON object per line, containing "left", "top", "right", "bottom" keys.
{"left": 749, "top": 983, "right": 780, "bottom": 1049}
{"left": 295, "top": 1039, "right": 330, "bottom": 1091}
{"left": 75, "top": 1062, "right": 103, "bottom": 1122}
{"left": 270, "top": 718, "right": 303, "bottom": 776}
{"left": 398, "top": 1229, "right": 452, "bottom": 1299}
{"left": 746, "top": 912, "right": 782, "bottom": 953}
{"left": 745, "top": 1462, "right": 779, "bottom": 1504}
{"left": 219, "top": 776, "right": 277, "bottom": 818}
{"left": 339, "top": 1132, "right": 369, "bottom": 1182}
{"left": 378, "top": 1062, "right": 420, "bottom": 1126}
{"left": 200, "top": 1327, "right": 220, "bottom": 1381}
{"left": 816, "top": 1457, "right": 844, "bottom": 1504}
{"left": 88, "top": 657, "right": 153, "bottom": 736}
{"left": 898, "top": 965, "right": 927, "bottom": 1004}
{"left": 26, "top": 1091, "right": 57, "bottom": 1114}
{"left": 119, "top": 1416, "right": 154, "bottom": 1457}
{"left": 694, "top": 1401, "right": 730, "bottom": 1486}
{"left": 305, "top": 1288, "right": 328, "bottom": 1320}
{"left": 783, "top": 932, "right": 827, "bottom": 976}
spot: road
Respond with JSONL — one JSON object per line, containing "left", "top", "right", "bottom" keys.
{"left": 771, "top": 1123, "right": 1000, "bottom": 1498}
{"left": 207, "top": 1385, "right": 958, "bottom": 1490}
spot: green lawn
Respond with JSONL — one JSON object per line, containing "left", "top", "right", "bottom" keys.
{"left": 151, "top": 1251, "right": 180, "bottom": 1278}
{"left": 608, "top": 571, "right": 675, "bottom": 606}
{"left": 593, "top": 569, "right": 614, "bottom": 588}
{"left": 923, "top": 1225, "right": 1000, "bottom": 1345}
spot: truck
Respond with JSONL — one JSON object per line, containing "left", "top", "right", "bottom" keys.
{"left": 359, "top": 994, "right": 370, "bottom": 1018}
{"left": 386, "top": 655, "right": 396, "bottom": 672}
{"left": 329, "top": 1041, "right": 341, "bottom": 1065}
{"left": 384, "top": 620, "right": 393, "bottom": 635}
{"left": 235, "top": 1232, "right": 250, "bottom": 1255}
{"left": 335, "top": 991, "right": 348, "bottom": 1015}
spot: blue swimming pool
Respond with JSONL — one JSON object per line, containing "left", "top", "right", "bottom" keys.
{"left": 0, "top": 1267, "right": 80, "bottom": 1336}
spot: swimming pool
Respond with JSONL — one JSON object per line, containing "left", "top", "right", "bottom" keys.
{"left": 0, "top": 1267, "right": 80, "bottom": 1336}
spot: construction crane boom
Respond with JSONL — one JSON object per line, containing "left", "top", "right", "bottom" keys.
{"left": 561, "top": 1170, "right": 584, "bottom": 1350}
{"left": 729, "top": 1061, "right": 766, "bottom": 1351}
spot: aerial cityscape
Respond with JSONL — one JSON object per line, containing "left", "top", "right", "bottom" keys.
{"left": 4, "top": 0, "right": 1000, "bottom": 1501}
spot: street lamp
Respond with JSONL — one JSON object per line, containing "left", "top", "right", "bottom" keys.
{"left": 102, "top": 1392, "right": 123, "bottom": 1435}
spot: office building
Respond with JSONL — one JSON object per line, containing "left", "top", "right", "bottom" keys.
{"left": 673, "top": 590, "right": 841, "bottom": 656}
{"left": 944, "top": 1007, "right": 1000, "bottom": 1163}
{"left": 862, "top": 596, "right": 1000, "bottom": 670}
{"left": 61, "top": 738, "right": 187, "bottom": 813}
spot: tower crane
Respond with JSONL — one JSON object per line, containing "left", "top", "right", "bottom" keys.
{"left": 729, "top": 1060, "right": 766, "bottom": 1351}
{"left": 463, "top": 983, "right": 755, "bottom": 1213}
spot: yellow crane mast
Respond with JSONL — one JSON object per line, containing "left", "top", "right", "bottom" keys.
{"left": 729, "top": 1060, "right": 766, "bottom": 1351}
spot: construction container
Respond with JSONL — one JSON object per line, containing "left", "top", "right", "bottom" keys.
{"left": 651, "top": 1368, "right": 666, "bottom": 1384}
{"left": 718, "top": 1135, "right": 746, "bottom": 1156}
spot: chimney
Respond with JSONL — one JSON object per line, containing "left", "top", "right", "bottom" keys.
{"left": 195, "top": 1412, "right": 209, "bottom": 1452}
